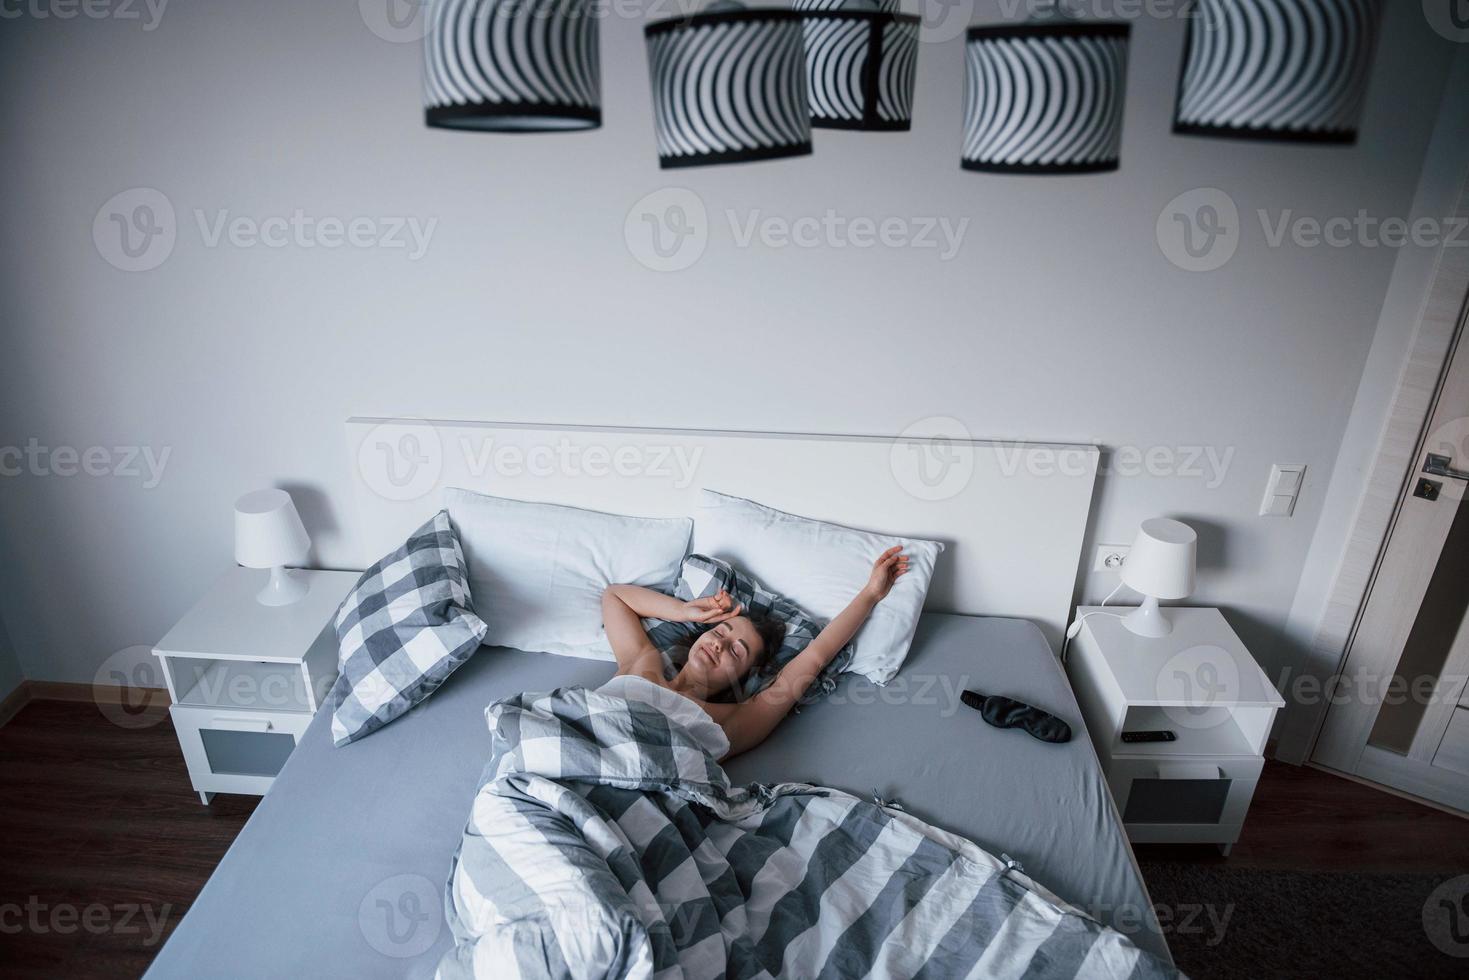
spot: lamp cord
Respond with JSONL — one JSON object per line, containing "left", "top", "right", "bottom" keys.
{"left": 1061, "top": 581, "right": 1127, "bottom": 664}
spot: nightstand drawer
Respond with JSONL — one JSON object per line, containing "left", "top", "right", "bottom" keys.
{"left": 1107, "top": 755, "right": 1264, "bottom": 841}
{"left": 170, "top": 704, "right": 313, "bottom": 796}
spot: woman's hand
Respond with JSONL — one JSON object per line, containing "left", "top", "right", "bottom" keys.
{"left": 861, "top": 547, "right": 910, "bottom": 603}
{"left": 681, "top": 589, "right": 743, "bottom": 624}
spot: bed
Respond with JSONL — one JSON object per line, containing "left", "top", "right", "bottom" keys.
{"left": 144, "top": 419, "right": 1172, "bottom": 977}
{"left": 144, "top": 613, "right": 1170, "bottom": 978}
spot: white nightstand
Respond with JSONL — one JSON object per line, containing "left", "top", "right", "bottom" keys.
{"left": 1066, "top": 606, "right": 1285, "bottom": 855}
{"left": 153, "top": 567, "right": 359, "bottom": 804}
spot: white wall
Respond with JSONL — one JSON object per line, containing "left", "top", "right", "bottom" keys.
{"left": 0, "top": 1, "right": 1460, "bottom": 692}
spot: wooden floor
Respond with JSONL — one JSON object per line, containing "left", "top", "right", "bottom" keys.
{"left": 1133, "top": 759, "right": 1469, "bottom": 874}
{"left": 2, "top": 699, "right": 1467, "bottom": 978}
{"left": 0, "top": 700, "right": 258, "bottom": 980}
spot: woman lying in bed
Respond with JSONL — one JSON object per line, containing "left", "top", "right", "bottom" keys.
{"left": 600, "top": 547, "right": 909, "bottom": 760}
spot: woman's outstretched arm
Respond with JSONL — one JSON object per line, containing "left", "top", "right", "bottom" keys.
{"left": 601, "top": 585, "right": 743, "bottom": 680}
{"left": 722, "top": 547, "right": 909, "bottom": 758}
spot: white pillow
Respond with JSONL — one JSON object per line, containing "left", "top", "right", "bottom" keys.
{"left": 691, "top": 490, "right": 943, "bottom": 684}
{"left": 444, "top": 489, "right": 692, "bottom": 660}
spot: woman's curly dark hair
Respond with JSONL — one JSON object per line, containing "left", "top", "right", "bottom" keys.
{"left": 747, "top": 613, "right": 786, "bottom": 674}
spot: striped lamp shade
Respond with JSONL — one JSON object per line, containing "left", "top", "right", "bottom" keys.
{"left": 423, "top": 0, "right": 600, "bottom": 132}
{"left": 794, "top": 0, "right": 920, "bottom": 131}
{"left": 1173, "top": 0, "right": 1381, "bottom": 143}
{"left": 962, "top": 22, "right": 1131, "bottom": 175}
{"left": 645, "top": 6, "right": 811, "bottom": 168}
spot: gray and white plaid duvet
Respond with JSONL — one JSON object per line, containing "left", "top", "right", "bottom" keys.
{"left": 439, "top": 687, "right": 1180, "bottom": 979}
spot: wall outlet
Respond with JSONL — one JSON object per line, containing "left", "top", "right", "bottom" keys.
{"left": 1093, "top": 544, "right": 1130, "bottom": 572}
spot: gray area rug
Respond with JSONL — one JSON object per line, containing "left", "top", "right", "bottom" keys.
{"left": 1137, "top": 863, "right": 1468, "bottom": 979}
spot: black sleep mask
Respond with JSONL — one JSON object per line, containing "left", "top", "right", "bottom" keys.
{"left": 961, "top": 690, "right": 1072, "bottom": 744}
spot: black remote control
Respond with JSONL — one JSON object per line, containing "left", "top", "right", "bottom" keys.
{"left": 1120, "top": 730, "right": 1177, "bottom": 744}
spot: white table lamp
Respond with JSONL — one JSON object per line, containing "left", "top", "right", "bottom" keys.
{"left": 1119, "top": 518, "right": 1196, "bottom": 638}
{"left": 235, "top": 489, "right": 311, "bottom": 606}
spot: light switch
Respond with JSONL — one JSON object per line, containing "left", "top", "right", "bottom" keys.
{"left": 1260, "top": 464, "right": 1306, "bottom": 517}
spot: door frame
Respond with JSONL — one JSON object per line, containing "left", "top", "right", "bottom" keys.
{"left": 1283, "top": 168, "right": 1469, "bottom": 768}
{"left": 1310, "top": 312, "right": 1469, "bottom": 805}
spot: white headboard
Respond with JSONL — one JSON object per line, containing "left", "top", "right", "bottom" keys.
{"left": 343, "top": 418, "right": 1098, "bottom": 651}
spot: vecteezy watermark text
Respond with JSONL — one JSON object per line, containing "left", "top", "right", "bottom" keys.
{"left": 1158, "top": 187, "right": 1469, "bottom": 272}
{"left": 357, "top": 420, "right": 706, "bottom": 502}
{"left": 996, "top": 442, "right": 1233, "bottom": 487}
{"left": 725, "top": 210, "right": 967, "bottom": 259}
{"left": 1275, "top": 668, "right": 1469, "bottom": 711}
{"left": 0, "top": 0, "right": 168, "bottom": 30}
{"left": 194, "top": 209, "right": 435, "bottom": 259}
{"left": 0, "top": 439, "right": 169, "bottom": 488}
{"left": 0, "top": 898, "right": 172, "bottom": 946}
{"left": 1258, "top": 210, "right": 1469, "bottom": 251}
{"left": 625, "top": 188, "right": 969, "bottom": 272}
{"left": 1082, "top": 899, "right": 1233, "bottom": 948}
{"left": 94, "top": 188, "right": 437, "bottom": 272}
{"left": 888, "top": 417, "right": 1236, "bottom": 503}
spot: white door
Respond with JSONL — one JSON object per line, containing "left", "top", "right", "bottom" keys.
{"left": 1313, "top": 320, "right": 1469, "bottom": 812}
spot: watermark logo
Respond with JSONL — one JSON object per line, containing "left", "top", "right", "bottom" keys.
{"left": 890, "top": 416, "right": 975, "bottom": 502}
{"left": 1424, "top": 0, "right": 1469, "bottom": 43}
{"left": 916, "top": 0, "right": 976, "bottom": 44}
{"left": 1160, "top": 187, "right": 1468, "bottom": 271}
{"left": 94, "top": 187, "right": 176, "bottom": 272}
{"left": 1424, "top": 875, "right": 1469, "bottom": 957}
{"left": 357, "top": 420, "right": 444, "bottom": 502}
{"left": 625, "top": 187, "right": 708, "bottom": 273}
{"left": 359, "top": 0, "right": 428, "bottom": 43}
{"left": 94, "top": 188, "right": 438, "bottom": 271}
{"left": 1156, "top": 644, "right": 1241, "bottom": 731}
{"left": 359, "top": 874, "right": 440, "bottom": 958}
{"left": 1157, "top": 188, "right": 1240, "bottom": 273}
{"left": 356, "top": 424, "right": 707, "bottom": 501}
{"left": 92, "top": 646, "right": 169, "bottom": 730}
{"left": 0, "top": 0, "right": 169, "bottom": 30}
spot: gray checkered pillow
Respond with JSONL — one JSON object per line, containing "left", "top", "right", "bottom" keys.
{"left": 328, "top": 510, "right": 488, "bottom": 746}
{"left": 645, "top": 554, "right": 853, "bottom": 705}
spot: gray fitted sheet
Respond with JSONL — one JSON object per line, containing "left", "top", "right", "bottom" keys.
{"left": 145, "top": 614, "right": 1170, "bottom": 979}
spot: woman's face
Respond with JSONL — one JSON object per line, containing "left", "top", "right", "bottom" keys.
{"left": 687, "top": 616, "right": 765, "bottom": 694}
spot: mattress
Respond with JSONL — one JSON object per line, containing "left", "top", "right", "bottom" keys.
{"left": 144, "top": 614, "right": 1171, "bottom": 979}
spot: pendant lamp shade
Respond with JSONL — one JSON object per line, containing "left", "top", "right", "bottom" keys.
{"left": 644, "top": 4, "right": 812, "bottom": 168}
{"left": 793, "top": 0, "right": 920, "bottom": 131}
{"left": 962, "top": 22, "right": 1131, "bottom": 174}
{"left": 423, "top": 0, "right": 601, "bottom": 132}
{"left": 1173, "top": 0, "right": 1380, "bottom": 144}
